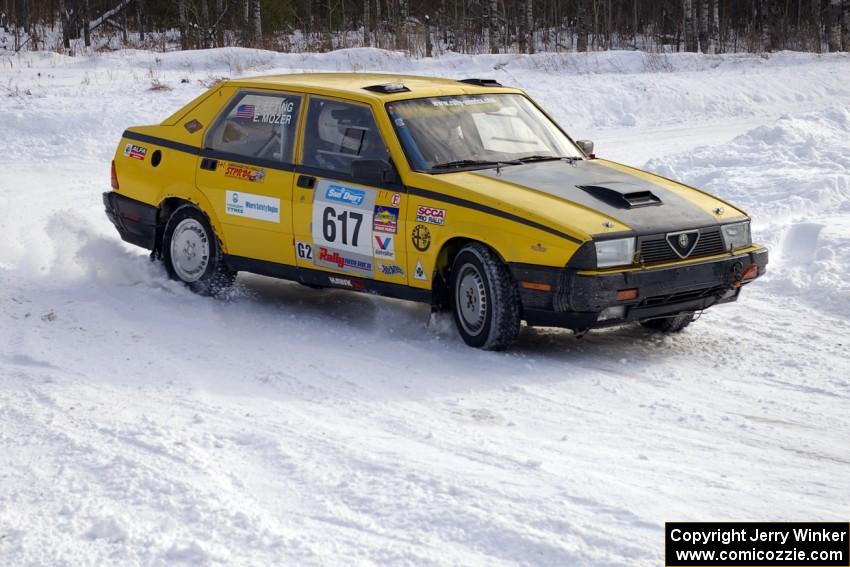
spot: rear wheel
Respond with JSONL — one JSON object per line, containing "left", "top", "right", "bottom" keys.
{"left": 162, "top": 205, "right": 235, "bottom": 296}
{"left": 450, "top": 243, "right": 521, "bottom": 350}
{"left": 640, "top": 311, "right": 694, "bottom": 333}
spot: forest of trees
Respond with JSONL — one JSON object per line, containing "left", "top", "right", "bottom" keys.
{"left": 2, "top": 0, "right": 849, "bottom": 55}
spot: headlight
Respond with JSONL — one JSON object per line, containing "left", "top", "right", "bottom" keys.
{"left": 721, "top": 221, "right": 751, "bottom": 250}
{"left": 595, "top": 237, "right": 636, "bottom": 268}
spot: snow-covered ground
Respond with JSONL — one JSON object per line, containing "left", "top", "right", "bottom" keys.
{"left": 1, "top": 48, "right": 849, "bottom": 566}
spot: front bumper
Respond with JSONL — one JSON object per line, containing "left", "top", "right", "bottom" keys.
{"left": 511, "top": 247, "right": 768, "bottom": 330}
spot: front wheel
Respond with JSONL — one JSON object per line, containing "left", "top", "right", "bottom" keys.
{"left": 162, "top": 205, "right": 235, "bottom": 296}
{"left": 450, "top": 243, "right": 521, "bottom": 350}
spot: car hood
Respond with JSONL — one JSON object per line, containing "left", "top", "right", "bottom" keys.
{"left": 464, "top": 159, "right": 745, "bottom": 235}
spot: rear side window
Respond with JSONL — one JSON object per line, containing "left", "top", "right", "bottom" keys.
{"left": 206, "top": 92, "right": 301, "bottom": 163}
{"left": 301, "top": 97, "right": 389, "bottom": 175}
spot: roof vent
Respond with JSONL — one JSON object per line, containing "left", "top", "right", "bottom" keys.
{"left": 458, "top": 78, "right": 503, "bottom": 87}
{"left": 363, "top": 82, "right": 410, "bottom": 94}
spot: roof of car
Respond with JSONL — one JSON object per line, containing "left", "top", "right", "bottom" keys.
{"left": 226, "top": 72, "right": 524, "bottom": 102}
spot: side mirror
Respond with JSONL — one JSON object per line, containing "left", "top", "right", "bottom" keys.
{"left": 576, "top": 139, "right": 594, "bottom": 157}
{"left": 351, "top": 159, "right": 400, "bottom": 185}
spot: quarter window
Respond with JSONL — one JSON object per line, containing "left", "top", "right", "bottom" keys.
{"left": 206, "top": 92, "right": 301, "bottom": 162}
{"left": 301, "top": 97, "right": 390, "bottom": 175}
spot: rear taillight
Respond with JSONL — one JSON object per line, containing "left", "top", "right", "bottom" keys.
{"left": 111, "top": 160, "right": 119, "bottom": 190}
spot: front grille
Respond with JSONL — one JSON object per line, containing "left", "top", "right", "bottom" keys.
{"left": 638, "top": 227, "right": 725, "bottom": 264}
{"left": 640, "top": 285, "right": 727, "bottom": 307}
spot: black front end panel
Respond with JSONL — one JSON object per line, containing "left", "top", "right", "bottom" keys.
{"left": 511, "top": 248, "right": 769, "bottom": 330}
{"left": 103, "top": 192, "right": 159, "bottom": 250}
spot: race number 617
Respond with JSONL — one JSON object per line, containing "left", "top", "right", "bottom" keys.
{"left": 322, "top": 207, "right": 363, "bottom": 246}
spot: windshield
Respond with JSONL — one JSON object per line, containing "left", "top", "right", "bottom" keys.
{"left": 386, "top": 94, "right": 582, "bottom": 172}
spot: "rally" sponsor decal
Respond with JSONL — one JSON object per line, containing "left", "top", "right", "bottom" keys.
{"left": 318, "top": 247, "right": 373, "bottom": 272}
{"left": 415, "top": 205, "right": 446, "bottom": 225}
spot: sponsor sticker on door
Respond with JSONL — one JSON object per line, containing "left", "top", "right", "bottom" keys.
{"left": 373, "top": 206, "right": 399, "bottom": 233}
{"left": 415, "top": 205, "right": 446, "bottom": 225}
{"left": 225, "top": 191, "right": 280, "bottom": 223}
{"left": 224, "top": 163, "right": 266, "bottom": 183}
{"left": 373, "top": 235, "right": 395, "bottom": 259}
{"left": 311, "top": 179, "right": 376, "bottom": 274}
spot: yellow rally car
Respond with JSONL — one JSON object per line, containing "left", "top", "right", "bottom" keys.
{"left": 103, "top": 73, "right": 768, "bottom": 350}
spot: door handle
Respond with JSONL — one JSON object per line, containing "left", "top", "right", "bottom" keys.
{"left": 297, "top": 175, "right": 316, "bottom": 189}
{"left": 200, "top": 158, "right": 218, "bottom": 171}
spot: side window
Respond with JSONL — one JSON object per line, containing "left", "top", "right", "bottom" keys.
{"left": 206, "top": 92, "right": 301, "bottom": 162}
{"left": 302, "top": 97, "right": 390, "bottom": 175}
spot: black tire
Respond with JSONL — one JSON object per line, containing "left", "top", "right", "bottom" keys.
{"left": 640, "top": 311, "right": 694, "bottom": 333}
{"left": 450, "top": 243, "right": 521, "bottom": 350}
{"left": 162, "top": 204, "right": 235, "bottom": 296}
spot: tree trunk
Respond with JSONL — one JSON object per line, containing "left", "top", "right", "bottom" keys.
{"left": 488, "top": 0, "right": 498, "bottom": 53}
{"left": 683, "top": 0, "right": 697, "bottom": 51}
{"left": 200, "top": 0, "right": 210, "bottom": 48}
{"left": 843, "top": 0, "right": 850, "bottom": 52}
{"left": 178, "top": 0, "right": 188, "bottom": 49}
{"left": 526, "top": 0, "right": 534, "bottom": 54}
{"left": 812, "top": 0, "right": 822, "bottom": 52}
{"left": 592, "top": 0, "right": 598, "bottom": 49}
{"left": 82, "top": 0, "right": 90, "bottom": 47}
{"left": 252, "top": 0, "right": 261, "bottom": 46}
{"left": 425, "top": 14, "right": 432, "bottom": 56}
{"left": 698, "top": 0, "right": 709, "bottom": 52}
{"left": 138, "top": 0, "right": 145, "bottom": 41}
{"left": 633, "top": 0, "right": 638, "bottom": 49}
{"left": 19, "top": 0, "right": 28, "bottom": 36}
{"left": 710, "top": 0, "right": 719, "bottom": 53}
{"left": 215, "top": 0, "right": 224, "bottom": 46}
{"left": 576, "top": 0, "right": 588, "bottom": 51}
{"left": 363, "top": 0, "right": 370, "bottom": 47}
{"left": 828, "top": 0, "right": 842, "bottom": 50}
{"left": 60, "top": 0, "right": 71, "bottom": 48}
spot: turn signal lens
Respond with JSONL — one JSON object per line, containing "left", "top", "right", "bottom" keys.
{"left": 616, "top": 288, "right": 638, "bottom": 301}
{"left": 742, "top": 264, "right": 758, "bottom": 280}
{"left": 111, "top": 160, "right": 119, "bottom": 190}
{"left": 520, "top": 281, "right": 552, "bottom": 292}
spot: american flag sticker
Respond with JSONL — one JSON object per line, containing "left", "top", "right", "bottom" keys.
{"left": 235, "top": 104, "right": 255, "bottom": 119}
{"left": 123, "top": 143, "right": 147, "bottom": 160}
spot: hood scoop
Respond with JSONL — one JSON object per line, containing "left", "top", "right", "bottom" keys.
{"left": 576, "top": 183, "right": 662, "bottom": 209}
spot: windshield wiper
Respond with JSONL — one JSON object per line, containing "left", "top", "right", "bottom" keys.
{"left": 515, "top": 155, "right": 581, "bottom": 163}
{"left": 431, "top": 159, "right": 519, "bottom": 170}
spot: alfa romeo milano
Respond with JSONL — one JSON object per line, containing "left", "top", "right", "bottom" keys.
{"left": 103, "top": 73, "right": 767, "bottom": 349}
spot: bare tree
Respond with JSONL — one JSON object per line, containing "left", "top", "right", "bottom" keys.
{"left": 812, "top": 0, "right": 823, "bottom": 51}
{"left": 178, "top": 0, "right": 188, "bottom": 49}
{"left": 576, "top": 0, "right": 589, "bottom": 51}
{"left": 363, "top": 0, "right": 371, "bottom": 47}
{"left": 843, "top": 0, "right": 850, "bottom": 51}
{"left": 710, "top": 0, "right": 719, "bottom": 53}
{"left": 828, "top": 0, "right": 842, "bottom": 50}
{"left": 698, "top": 0, "right": 708, "bottom": 52}
{"left": 683, "top": 0, "right": 697, "bottom": 51}
{"left": 489, "top": 0, "right": 499, "bottom": 53}
{"left": 525, "top": 0, "right": 534, "bottom": 54}
{"left": 252, "top": 0, "right": 261, "bottom": 45}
